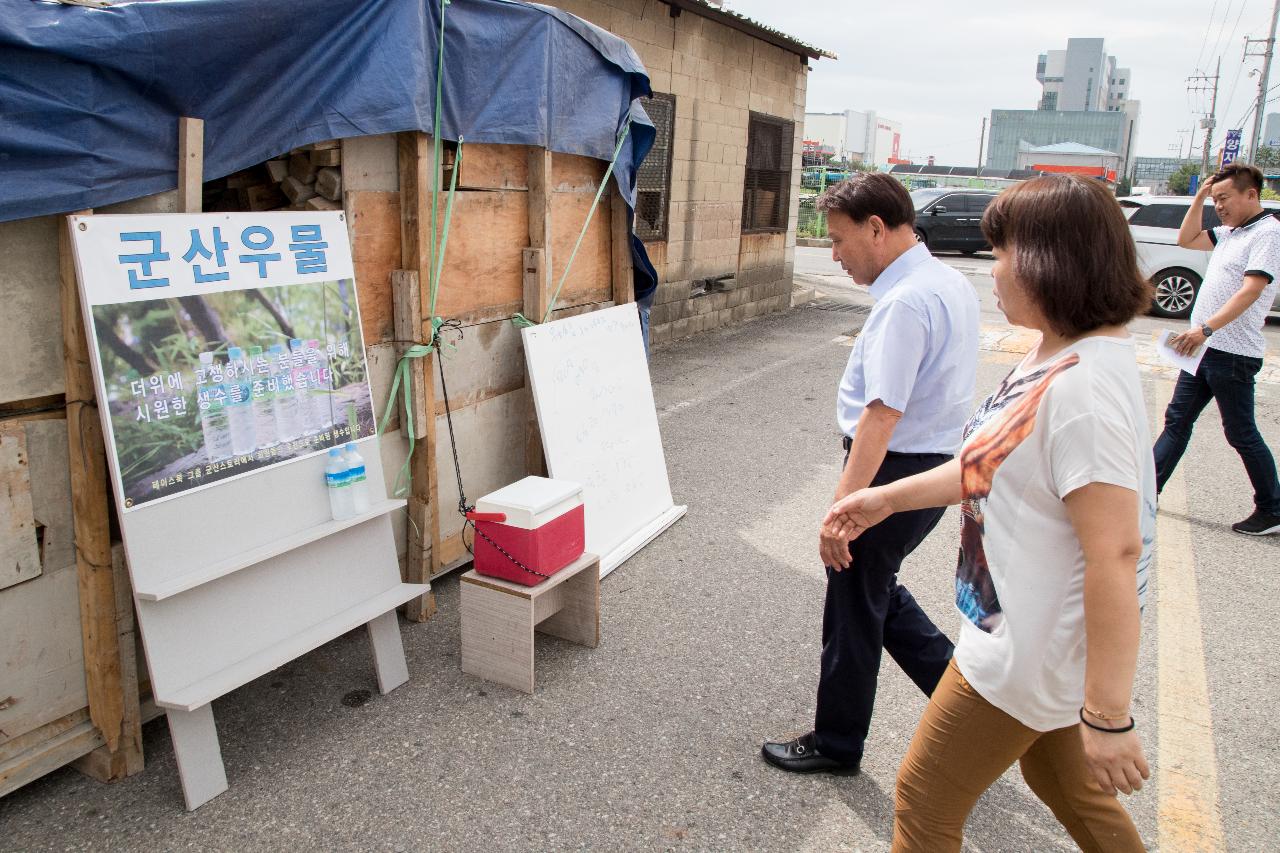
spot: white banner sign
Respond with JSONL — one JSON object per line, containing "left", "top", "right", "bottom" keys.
{"left": 73, "top": 212, "right": 353, "bottom": 305}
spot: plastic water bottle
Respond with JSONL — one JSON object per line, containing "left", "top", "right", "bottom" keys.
{"left": 325, "top": 447, "right": 353, "bottom": 520}
{"left": 308, "top": 338, "right": 335, "bottom": 430}
{"left": 197, "top": 352, "right": 234, "bottom": 462}
{"left": 268, "top": 343, "right": 302, "bottom": 442}
{"left": 248, "top": 345, "right": 278, "bottom": 449}
{"left": 225, "top": 346, "right": 257, "bottom": 456}
{"left": 291, "top": 338, "right": 319, "bottom": 435}
{"left": 343, "top": 442, "right": 370, "bottom": 514}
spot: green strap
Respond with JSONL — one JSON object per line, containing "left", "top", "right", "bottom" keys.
{"left": 512, "top": 121, "right": 632, "bottom": 328}
{"left": 431, "top": 138, "right": 462, "bottom": 317}
{"left": 377, "top": 342, "right": 433, "bottom": 498}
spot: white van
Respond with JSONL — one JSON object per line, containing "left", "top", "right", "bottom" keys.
{"left": 1119, "top": 195, "right": 1280, "bottom": 320}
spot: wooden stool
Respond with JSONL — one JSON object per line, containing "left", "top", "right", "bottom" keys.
{"left": 460, "top": 552, "right": 600, "bottom": 693}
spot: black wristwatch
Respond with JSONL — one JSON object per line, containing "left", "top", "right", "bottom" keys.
{"left": 1201, "top": 323, "right": 1214, "bottom": 338}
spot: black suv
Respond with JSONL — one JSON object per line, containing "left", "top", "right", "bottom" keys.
{"left": 910, "top": 189, "right": 999, "bottom": 254}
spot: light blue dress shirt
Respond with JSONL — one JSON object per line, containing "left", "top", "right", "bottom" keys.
{"left": 836, "top": 243, "right": 980, "bottom": 454}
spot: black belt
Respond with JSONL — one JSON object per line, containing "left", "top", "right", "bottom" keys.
{"left": 841, "top": 435, "right": 951, "bottom": 460}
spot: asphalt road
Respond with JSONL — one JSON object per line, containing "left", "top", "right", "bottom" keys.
{"left": 1, "top": 250, "right": 1276, "bottom": 851}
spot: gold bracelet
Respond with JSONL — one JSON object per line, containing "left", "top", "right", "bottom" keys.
{"left": 1083, "top": 704, "right": 1130, "bottom": 721}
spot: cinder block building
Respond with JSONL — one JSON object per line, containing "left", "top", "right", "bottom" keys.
{"left": 548, "top": 0, "right": 832, "bottom": 344}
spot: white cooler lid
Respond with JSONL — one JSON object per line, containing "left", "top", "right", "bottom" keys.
{"left": 476, "top": 476, "right": 584, "bottom": 530}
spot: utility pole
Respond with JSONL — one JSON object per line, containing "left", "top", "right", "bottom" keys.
{"left": 1188, "top": 58, "right": 1221, "bottom": 177}
{"left": 1247, "top": 0, "right": 1280, "bottom": 161}
{"left": 977, "top": 116, "right": 987, "bottom": 171}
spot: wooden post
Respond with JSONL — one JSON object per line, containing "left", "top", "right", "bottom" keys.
{"left": 523, "top": 148, "right": 554, "bottom": 477}
{"left": 397, "top": 132, "right": 439, "bottom": 620}
{"left": 392, "top": 270, "right": 435, "bottom": 621}
{"left": 177, "top": 118, "right": 204, "bottom": 213}
{"left": 60, "top": 212, "right": 144, "bottom": 780}
{"left": 610, "top": 187, "right": 633, "bottom": 306}
{"left": 527, "top": 149, "right": 553, "bottom": 319}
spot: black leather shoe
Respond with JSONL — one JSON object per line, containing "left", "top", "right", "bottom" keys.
{"left": 761, "top": 732, "right": 860, "bottom": 775}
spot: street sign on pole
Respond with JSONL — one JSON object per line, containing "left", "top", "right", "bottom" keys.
{"left": 1222, "top": 128, "right": 1243, "bottom": 167}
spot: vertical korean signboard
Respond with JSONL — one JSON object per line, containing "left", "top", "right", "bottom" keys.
{"left": 1222, "top": 128, "right": 1242, "bottom": 167}
{"left": 71, "top": 212, "right": 375, "bottom": 511}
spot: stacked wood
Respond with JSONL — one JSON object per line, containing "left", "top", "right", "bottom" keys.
{"left": 199, "top": 140, "right": 343, "bottom": 213}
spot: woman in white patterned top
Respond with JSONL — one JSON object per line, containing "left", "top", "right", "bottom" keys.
{"left": 821, "top": 175, "right": 1156, "bottom": 852}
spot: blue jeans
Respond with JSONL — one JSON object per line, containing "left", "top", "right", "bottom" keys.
{"left": 1153, "top": 347, "right": 1280, "bottom": 514}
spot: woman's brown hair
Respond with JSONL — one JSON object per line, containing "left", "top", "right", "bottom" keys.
{"left": 981, "top": 175, "right": 1152, "bottom": 338}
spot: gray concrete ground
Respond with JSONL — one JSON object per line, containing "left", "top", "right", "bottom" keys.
{"left": 2, "top": 249, "right": 1277, "bottom": 851}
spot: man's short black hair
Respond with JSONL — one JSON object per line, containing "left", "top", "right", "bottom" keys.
{"left": 815, "top": 172, "right": 915, "bottom": 229}
{"left": 1213, "top": 162, "right": 1264, "bottom": 194}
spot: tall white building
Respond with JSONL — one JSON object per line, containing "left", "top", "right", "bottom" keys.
{"left": 803, "top": 109, "right": 904, "bottom": 168}
{"left": 1036, "top": 38, "right": 1131, "bottom": 114}
{"left": 988, "top": 37, "right": 1140, "bottom": 176}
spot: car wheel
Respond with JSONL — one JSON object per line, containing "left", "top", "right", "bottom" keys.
{"left": 915, "top": 228, "right": 929, "bottom": 249}
{"left": 1150, "top": 268, "right": 1201, "bottom": 319}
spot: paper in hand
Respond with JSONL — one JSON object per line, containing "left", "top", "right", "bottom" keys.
{"left": 1156, "top": 329, "right": 1206, "bottom": 375}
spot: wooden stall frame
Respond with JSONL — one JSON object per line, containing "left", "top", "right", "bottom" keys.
{"left": 60, "top": 207, "right": 145, "bottom": 782}
{"left": 397, "top": 131, "right": 442, "bottom": 618}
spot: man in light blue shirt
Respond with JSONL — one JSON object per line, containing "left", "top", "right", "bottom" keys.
{"left": 763, "top": 173, "right": 980, "bottom": 775}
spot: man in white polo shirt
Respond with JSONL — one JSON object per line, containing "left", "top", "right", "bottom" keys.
{"left": 761, "top": 173, "right": 980, "bottom": 774}
{"left": 1155, "top": 162, "right": 1280, "bottom": 535}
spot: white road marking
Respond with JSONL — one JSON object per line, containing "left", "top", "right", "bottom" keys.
{"left": 1152, "top": 380, "right": 1226, "bottom": 852}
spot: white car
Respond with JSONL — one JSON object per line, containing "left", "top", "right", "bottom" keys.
{"left": 1119, "top": 195, "right": 1280, "bottom": 320}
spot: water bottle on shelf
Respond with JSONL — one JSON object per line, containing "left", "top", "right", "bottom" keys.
{"left": 291, "top": 338, "right": 319, "bottom": 436}
{"left": 268, "top": 343, "right": 302, "bottom": 443}
{"left": 247, "top": 345, "right": 278, "bottom": 449}
{"left": 197, "top": 352, "right": 234, "bottom": 462}
{"left": 225, "top": 346, "right": 257, "bottom": 456}
{"left": 308, "top": 338, "right": 335, "bottom": 430}
{"left": 325, "top": 447, "right": 353, "bottom": 520}
{"left": 343, "top": 441, "right": 370, "bottom": 514}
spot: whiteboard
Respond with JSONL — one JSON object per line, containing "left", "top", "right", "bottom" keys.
{"left": 521, "top": 304, "right": 685, "bottom": 577}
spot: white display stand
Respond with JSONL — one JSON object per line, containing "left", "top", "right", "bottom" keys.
{"left": 68, "top": 212, "right": 425, "bottom": 810}
{"left": 521, "top": 304, "right": 686, "bottom": 577}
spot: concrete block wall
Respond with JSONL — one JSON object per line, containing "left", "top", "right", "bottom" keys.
{"left": 551, "top": 0, "right": 810, "bottom": 346}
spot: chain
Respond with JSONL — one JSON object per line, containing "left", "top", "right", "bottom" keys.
{"left": 432, "top": 320, "right": 551, "bottom": 583}
{"left": 469, "top": 523, "right": 553, "bottom": 581}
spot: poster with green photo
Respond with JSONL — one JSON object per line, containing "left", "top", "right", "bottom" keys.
{"left": 91, "top": 279, "right": 374, "bottom": 509}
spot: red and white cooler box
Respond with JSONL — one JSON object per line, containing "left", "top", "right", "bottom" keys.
{"left": 470, "top": 476, "right": 585, "bottom": 586}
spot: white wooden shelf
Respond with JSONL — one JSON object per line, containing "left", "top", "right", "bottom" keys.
{"left": 152, "top": 581, "right": 427, "bottom": 712}
{"left": 133, "top": 499, "right": 407, "bottom": 601}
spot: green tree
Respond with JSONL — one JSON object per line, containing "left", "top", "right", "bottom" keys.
{"left": 1253, "top": 146, "right": 1280, "bottom": 169}
{"left": 1168, "top": 163, "right": 1199, "bottom": 195}
{"left": 1116, "top": 176, "right": 1133, "bottom": 196}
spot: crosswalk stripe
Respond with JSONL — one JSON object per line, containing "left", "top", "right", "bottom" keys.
{"left": 1152, "top": 379, "right": 1226, "bottom": 852}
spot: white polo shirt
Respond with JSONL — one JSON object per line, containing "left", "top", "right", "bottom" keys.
{"left": 836, "top": 244, "right": 980, "bottom": 454}
{"left": 1194, "top": 210, "right": 1280, "bottom": 359}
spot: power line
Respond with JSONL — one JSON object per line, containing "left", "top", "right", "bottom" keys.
{"left": 1207, "top": 0, "right": 1243, "bottom": 69}
{"left": 1195, "top": 0, "right": 1225, "bottom": 72}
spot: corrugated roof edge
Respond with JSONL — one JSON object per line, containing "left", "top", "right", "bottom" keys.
{"left": 660, "top": 0, "right": 836, "bottom": 60}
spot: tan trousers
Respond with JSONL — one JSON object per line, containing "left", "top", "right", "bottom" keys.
{"left": 893, "top": 659, "right": 1145, "bottom": 852}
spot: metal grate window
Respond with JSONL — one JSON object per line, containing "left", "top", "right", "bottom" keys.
{"left": 635, "top": 92, "right": 675, "bottom": 241}
{"left": 742, "top": 112, "right": 793, "bottom": 233}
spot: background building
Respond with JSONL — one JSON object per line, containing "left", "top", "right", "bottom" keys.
{"left": 1264, "top": 113, "right": 1280, "bottom": 148}
{"left": 547, "top": 0, "right": 832, "bottom": 345}
{"left": 803, "top": 109, "right": 905, "bottom": 168}
{"left": 1015, "top": 141, "right": 1120, "bottom": 182}
{"left": 990, "top": 37, "right": 1139, "bottom": 178}
{"left": 1133, "top": 156, "right": 1198, "bottom": 194}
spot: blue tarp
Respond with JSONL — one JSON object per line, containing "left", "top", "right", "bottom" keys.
{"left": 0, "top": 0, "right": 658, "bottom": 297}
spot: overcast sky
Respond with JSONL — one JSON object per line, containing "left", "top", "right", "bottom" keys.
{"left": 724, "top": 0, "right": 1278, "bottom": 163}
